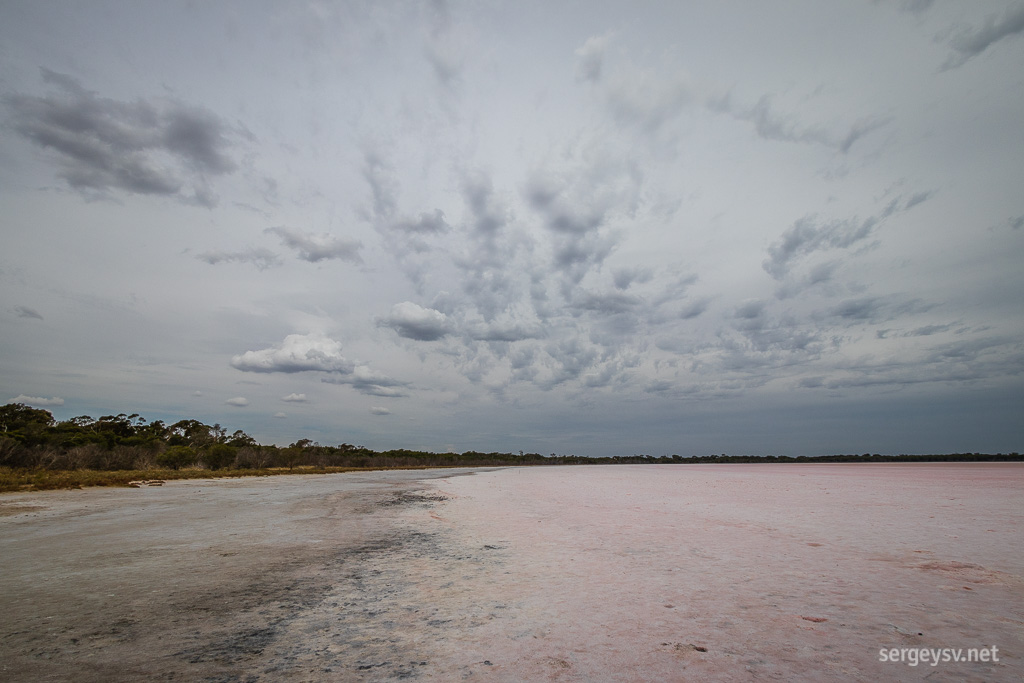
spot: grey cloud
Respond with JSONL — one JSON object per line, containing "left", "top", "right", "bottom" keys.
{"left": 612, "top": 266, "right": 653, "bottom": 290}
{"left": 265, "top": 227, "right": 362, "bottom": 263}
{"left": 766, "top": 192, "right": 932, "bottom": 281}
{"left": 370, "top": 406, "right": 392, "bottom": 415}
{"left": 679, "top": 298, "right": 709, "bottom": 320}
{"left": 944, "top": 5, "right": 1024, "bottom": 70}
{"left": 832, "top": 297, "right": 884, "bottom": 321}
{"left": 462, "top": 172, "right": 510, "bottom": 235}
{"left": 362, "top": 150, "right": 398, "bottom": 221}
{"left": 764, "top": 214, "right": 877, "bottom": 279}
{"left": 281, "top": 393, "right": 307, "bottom": 402}
{"left": 468, "top": 321, "right": 543, "bottom": 343}
{"left": 196, "top": 247, "right": 281, "bottom": 270}
{"left": 1009, "top": 215, "right": 1023, "bottom": 230}
{"left": 5, "top": 69, "right": 238, "bottom": 204}
{"left": 15, "top": 305, "right": 44, "bottom": 320}
{"left": 575, "top": 33, "right": 611, "bottom": 83}
{"left": 539, "top": 338, "right": 599, "bottom": 389}
{"left": 322, "top": 366, "right": 409, "bottom": 397}
{"left": 526, "top": 174, "right": 605, "bottom": 235}
{"left": 393, "top": 209, "right": 451, "bottom": 235}
{"left": 424, "top": 0, "right": 463, "bottom": 87}
{"left": 231, "top": 333, "right": 355, "bottom": 373}
{"left": 380, "top": 301, "right": 453, "bottom": 341}
{"left": 712, "top": 93, "right": 888, "bottom": 152}
{"left": 572, "top": 290, "right": 642, "bottom": 316}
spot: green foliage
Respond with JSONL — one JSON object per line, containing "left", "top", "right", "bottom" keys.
{"left": 156, "top": 446, "right": 197, "bottom": 470}
{"left": 203, "top": 444, "right": 237, "bottom": 470}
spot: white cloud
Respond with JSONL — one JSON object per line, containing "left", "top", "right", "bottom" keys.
{"left": 370, "top": 406, "right": 392, "bottom": 415}
{"left": 281, "top": 393, "right": 308, "bottom": 402}
{"left": 231, "top": 334, "right": 355, "bottom": 374}
{"left": 7, "top": 395, "right": 64, "bottom": 407}
{"left": 225, "top": 396, "right": 249, "bottom": 407}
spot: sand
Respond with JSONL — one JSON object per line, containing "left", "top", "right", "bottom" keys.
{"left": 1, "top": 463, "right": 1021, "bottom": 681}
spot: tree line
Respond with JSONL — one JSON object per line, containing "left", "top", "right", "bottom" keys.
{"left": 0, "top": 402, "right": 1020, "bottom": 472}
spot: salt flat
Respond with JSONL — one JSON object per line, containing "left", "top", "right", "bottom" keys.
{"left": 1, "top": 464, "right": 1021, "bottom": 681}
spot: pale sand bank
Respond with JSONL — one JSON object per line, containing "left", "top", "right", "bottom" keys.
{"left": 1, "top": 463, "right": 1021, "bottom": 681}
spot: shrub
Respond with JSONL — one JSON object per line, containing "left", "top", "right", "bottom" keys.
{"left": 203, "top": 444, "right": 237, "bottom": 470}
{"left": 156, "top": 445, "right": 197, "bottom": 470}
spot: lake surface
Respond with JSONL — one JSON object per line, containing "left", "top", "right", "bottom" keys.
{"left": 1, "top": 463, "right": 1021, "bottom": 681}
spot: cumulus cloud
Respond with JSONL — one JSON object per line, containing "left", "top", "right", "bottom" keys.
{"left": 15, "top": 305, "right": 44, "bottom": 320}
{"left": 369, "top": 406, "right": 392, "bottom": 415}
{"left": 8, "top": 395, "right": 64, "bottom": 406}
{"left": 273, "top": 412, "right": 287, "bottom": 419}
{"left": 943, "top": 5, "right": 1024, "bottom": 70}
{"left": 225, "top": 396, "right": 249, "bottom": 407}
{"left": 231, "top": 333, "right": 355, "bottom": 373}
{"left": 4, "top": 69, "right": 239, "bottom": 205}
{"left": 281, "top": 393, "right": 307, "bottom": 402}
{"left": 380, "top": 302, "right": 453, "bottom": 341}
{"left": 322, "top": 366, "right": 409, "bottom": 397}
{"left": 196, "top": 247, "right": 281, "bottom": 270}
{"left": 265, "top": 227, "right": 362, "bottom": 263}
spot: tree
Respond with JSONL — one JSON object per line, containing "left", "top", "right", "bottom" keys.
{"left": 156, "top": 445, "right": 197, "bottom": 470}
{"left": 0, "top": 403, "right": 55, "bottom": 433}
{"left": 203, "top": 444, "right": 237, "bottom": 470}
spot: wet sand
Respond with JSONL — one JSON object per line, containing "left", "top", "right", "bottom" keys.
{"left": 1, "top": 463, "right": 1021, "bottom": 681}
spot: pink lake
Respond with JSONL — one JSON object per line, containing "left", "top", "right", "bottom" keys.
{"left": 409, "top": 463, "right": 1023, "bottom": 681}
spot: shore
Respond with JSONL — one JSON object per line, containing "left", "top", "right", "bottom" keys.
{"left": 1, "top": 463, "right": 1021, "bottom": 681}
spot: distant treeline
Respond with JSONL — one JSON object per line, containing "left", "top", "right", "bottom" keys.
{"left": 1, "top": 403, "right": 1020, "bottom": 472}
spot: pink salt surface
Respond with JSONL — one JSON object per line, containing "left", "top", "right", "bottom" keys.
{"left": 409, "top": 463, "right": 1023, "bottom": 681}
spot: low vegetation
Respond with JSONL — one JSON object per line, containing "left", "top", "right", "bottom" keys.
{"left": 1, "top": 403, "right": 1020, "bottom": 492}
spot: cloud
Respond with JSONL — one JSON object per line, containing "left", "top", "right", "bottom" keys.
{"left": 944, "top": 5, "right": 1024, "bottom": 70}
{"left": 265, "top": 227, "right": 362, "bottom": 263}
{"left": 225, "top": 396, "right": 249, "bottom": 407}
{"left": 679, "top": 298, "right": 710, "bottom": 320}
{"left": 392, "top": 209, "right": 451, "bottom": 235}
{"left": 575, "top": 33, "right": 611, "bottom": 83}
{"left": 380, "top": 301, "right": 453, "bottom": 341}
{"left": 196, "top": 247, "right": 281, "bottom": 270}
{"left": 8, "top": 395, "right": 64, "bottom": 407}
{"left": 14, "top": 305, "right": 44, "bottom": 320}
{"left": 4, "top": 69, "right": 239, "bottom": 205}
{"left": 462, "top": 171, "right": 510, "bottom": 235}
{"left": 763, "top": 214, "right": 878, "bottom": 279}
{"left": 369, "top": 406, "right": 392, "bottom": 415}
{"left": 281, "top": 393, "right": 307, "bottom": 402}
{"left": 322, "top": 366, "right": 409, "bottom": 397}
{"left": 231, "top": 333, "right": 355, "bottom": 373}
{"left": 273, "top": 412, "right": 287, "bottom": 419}
{"left": 710, "top": 94, "right": 889, "bottom": 152}
{"left": 612, "top": 266, "right": 653, "bottom": 290}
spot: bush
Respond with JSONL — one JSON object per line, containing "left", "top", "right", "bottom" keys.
{"left": 156, "top": 445, "right": 197, "bottom": 470}
{"left": 203, "top": 444, "right": 237, "bottom": 470}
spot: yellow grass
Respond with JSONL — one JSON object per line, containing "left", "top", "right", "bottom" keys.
{"left": 0, "top": 465, "right": 478, "bottom": 493}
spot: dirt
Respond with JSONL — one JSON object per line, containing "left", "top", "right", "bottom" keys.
{"left": 1, "top": 464, "right": 1022, "bottom": 681}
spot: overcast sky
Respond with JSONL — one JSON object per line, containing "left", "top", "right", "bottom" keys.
{"left": 2, "top": 0, "right": 1022, "bottom": 456}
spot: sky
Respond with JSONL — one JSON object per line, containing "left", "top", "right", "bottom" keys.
{"left": 2, "top": 0, "right": 1023, "bottom": 457}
